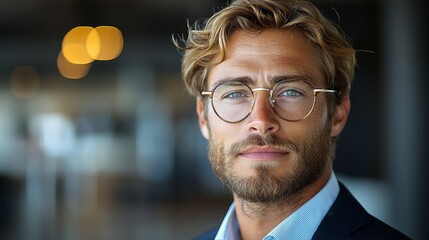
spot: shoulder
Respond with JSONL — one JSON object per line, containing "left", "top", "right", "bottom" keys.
{"left": 353, "top": 214, "right": 411, "bottom": 240}
{"left": 313, "top": 182, "right": 411, "bottom": 240}
{"left": 193, "top": 228, "right": 218, "bottom": 240}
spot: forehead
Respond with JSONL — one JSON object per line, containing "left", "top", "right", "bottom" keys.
{"left": 207, "top": 29, "right": 324, "bottom": 89}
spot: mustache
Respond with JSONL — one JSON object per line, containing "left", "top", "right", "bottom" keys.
{"left": 228, "top": 134, "right": 298, "bottom": 156}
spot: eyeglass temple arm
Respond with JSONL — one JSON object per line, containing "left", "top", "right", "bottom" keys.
{"left": 201, "top": 91, "right": 213, "bottom": 97}
{"left": 314, "top": 89, "right": 337, "bottom": 94}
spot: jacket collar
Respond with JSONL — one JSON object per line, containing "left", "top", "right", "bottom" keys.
{"left": 312, "top": 182, "right": 371, "bottom": 239}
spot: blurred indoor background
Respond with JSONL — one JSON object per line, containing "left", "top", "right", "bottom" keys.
{"left": 0, "top": 0, "right": 427, "bottom": 239}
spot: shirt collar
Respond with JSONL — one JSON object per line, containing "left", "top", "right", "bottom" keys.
{"left": 215, "top": 202, "right": 240, "bottom": 240}
{"left": 215, "top": 173, "right": 340, "bottom": 240}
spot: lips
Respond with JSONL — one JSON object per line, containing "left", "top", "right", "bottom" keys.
{"left": 239, "top": 146, "right": 289, "bottom": 160}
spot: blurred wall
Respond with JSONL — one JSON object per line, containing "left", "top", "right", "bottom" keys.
{"left": 0, "top": 0, "right": 426, "bottom": 239}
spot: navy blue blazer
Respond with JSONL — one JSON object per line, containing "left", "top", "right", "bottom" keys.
{"left": 194, "top": 182, "right": 411, "bottom": 240}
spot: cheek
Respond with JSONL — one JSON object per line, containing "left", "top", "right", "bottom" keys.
{"left": 208, "top": 119, "right": 236, "bottom": 140}
{"left": 310, "top": 98, "right": 331, "bottom": 127}
{"left": 280, "top": 111, "right": 329, "bottom": 147}
{"left": 206, "top": 110, "right": 224, "bottom": 136}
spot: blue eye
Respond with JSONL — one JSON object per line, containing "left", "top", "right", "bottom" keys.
{"left": 280, "top": 89, "right": 302, "bottom": 97}
{"left": 225, "top": 91, "right": 247, "bottom": 99}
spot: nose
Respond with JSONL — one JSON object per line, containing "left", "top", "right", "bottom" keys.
{"left": 247, "top": 90, "right": 280, "bottom": 135}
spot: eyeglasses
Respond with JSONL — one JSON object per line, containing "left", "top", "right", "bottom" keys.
{"left": 202, "top": 80, "right": 336, "bottom": 123}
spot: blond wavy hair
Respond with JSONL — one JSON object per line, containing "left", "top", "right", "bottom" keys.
{"left": 174, "top": 0, "right": 356, "bottom": 107}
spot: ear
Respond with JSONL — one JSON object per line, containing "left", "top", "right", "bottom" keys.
{"left": 196, "top": 97, "right": 209, "bottom": 140}
{"left": 330, "top": 96, "right": 351, "bottom": 137}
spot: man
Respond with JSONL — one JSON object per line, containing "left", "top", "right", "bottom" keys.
{"left": 175, "top": 0, "right": 410, "bottom": 239}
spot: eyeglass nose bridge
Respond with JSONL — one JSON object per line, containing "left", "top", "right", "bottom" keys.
{"left": 251, "top": 87, "right": 275, "bottom": 107}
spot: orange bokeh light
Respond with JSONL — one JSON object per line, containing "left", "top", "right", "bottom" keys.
{"left": 57, "top": 51, "right": 92, "bottom": 79}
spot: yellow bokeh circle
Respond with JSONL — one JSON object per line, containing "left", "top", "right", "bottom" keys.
{"left": 93, "top": 26, "right": 123, "bottom": 60}
{"left": 62, "top": 26, "right": 101, "bottom": 64}
{"left": 59, "top": 25, "right": 123, "bottom": 79}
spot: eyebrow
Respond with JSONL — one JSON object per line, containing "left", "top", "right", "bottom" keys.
{"left": 210, "top": 76, "right": 254, "bottom": 89}
{"left": 210, "top": 74, "right": 318, "bottom": 90}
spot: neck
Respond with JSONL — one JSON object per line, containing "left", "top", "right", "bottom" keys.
{"left": 234, "top": 169, "right": 332, "bottom": 240}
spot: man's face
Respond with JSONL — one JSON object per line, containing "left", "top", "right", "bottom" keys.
{"left": 197, "top": 29, "right": 349, "bottom": 203}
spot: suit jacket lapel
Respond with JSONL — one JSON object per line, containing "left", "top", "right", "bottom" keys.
{"left": 312, "top": 182, "right": 371, "bottom": 240}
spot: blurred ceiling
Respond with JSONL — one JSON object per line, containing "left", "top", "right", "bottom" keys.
{"left": 0, "top": 0, "right": 230, "bottom": 74}
{"left": 0, "top": 0, "right": 376, "bottom": 76}
{"left": 0, "top": 0, "right": 225, "bottom": 36}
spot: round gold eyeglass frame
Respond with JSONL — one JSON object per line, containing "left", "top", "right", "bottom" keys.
{"left": 201, "top": 80, "right": 337, "bottom": 123}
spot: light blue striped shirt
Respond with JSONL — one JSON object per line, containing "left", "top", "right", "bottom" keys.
{"left": 214, "top": 173, "right": 340, "bottom": 240}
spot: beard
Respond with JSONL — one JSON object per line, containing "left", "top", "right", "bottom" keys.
{"left": 208, "top": 124, "right": 334, "bottom": 204}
